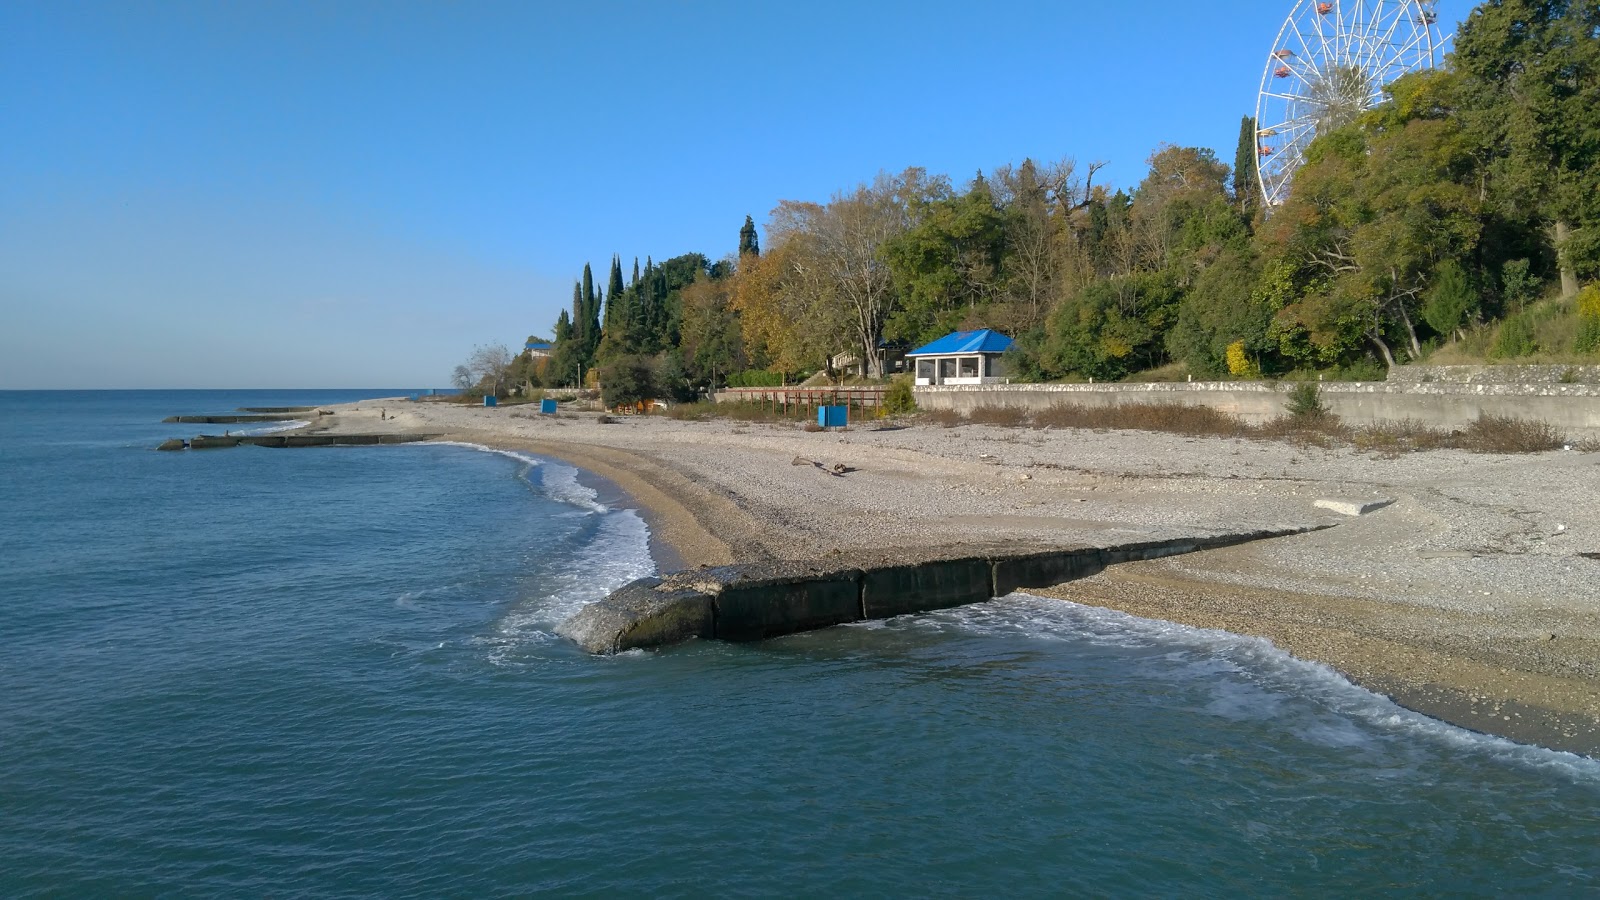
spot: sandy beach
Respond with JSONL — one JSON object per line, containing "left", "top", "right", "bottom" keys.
{"left": 314, "top": 399, "right": 1600, "bottom": 756}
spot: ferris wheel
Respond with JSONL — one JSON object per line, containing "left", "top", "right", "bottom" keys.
{"left": 1254, "top": 0, "right": 1444, "bottom": 207}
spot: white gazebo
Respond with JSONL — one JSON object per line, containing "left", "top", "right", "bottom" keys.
{"left": 906, "top": 329, "right": 1013, "bottom": 386}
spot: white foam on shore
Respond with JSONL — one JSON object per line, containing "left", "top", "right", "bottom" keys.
{"left": 922, "top": 594, "right": 1600, "bottom": 782}
{"left": 481, "top": 509, "right": 656, "bottom": 664}
{"left": 428, "top": 441, "right": 607, "bottom": 513}
{"left": 235, "top": 419, "right": 310, "bottom": 436}
{"left": 421, "top": 442, "right": 656, "bottom": 663}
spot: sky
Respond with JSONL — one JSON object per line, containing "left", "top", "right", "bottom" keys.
{"left": 0, "top": 0, "right": 1474, "bottom": 389}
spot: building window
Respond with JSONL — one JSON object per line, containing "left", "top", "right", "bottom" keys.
{"left": 959, "top": 356, "right": 979, "bottom": 378}
{"left": 939, "top": 358, "right": 957, "bottom": 380}
{"left": 916, "top": 359, "right": 935, "bottom": 381}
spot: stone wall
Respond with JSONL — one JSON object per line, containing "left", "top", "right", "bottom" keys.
{"left": 915, "top": 367, "right": 1600, "bottom": 435}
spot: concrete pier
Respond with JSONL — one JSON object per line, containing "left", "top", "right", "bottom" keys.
{"left": 557, "top": 525, "right": 1328, "bottom": 654}
{"left": 159, "top": 433, "right": 439, "bottom": 450}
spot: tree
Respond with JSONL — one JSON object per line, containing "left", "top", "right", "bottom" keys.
{"left": 771, "top": 168, "right": 934, "bottom": 377}
{"left": 1454, "top": 0, "right": 1600, "bottom": 297}
{"left": 883, "top": 171, "right": 1000, "bottom": 344}
{"left": 738, "top": 215, "right": 760, "bottom": 257}
{"left": 678, "top": 273, "right": 744, "bottom": 388}
{"left": 1262, "top": 96, "right": 1482, "bottom": 368}
{"left": 457, "top": 343, "right": 514, "bottom": 396}
{"left": 1421, "top": 259, "right": 1478, "bottom": 340}
{"left": 1233, "top": 115, "right": 1259, "bottom": 217}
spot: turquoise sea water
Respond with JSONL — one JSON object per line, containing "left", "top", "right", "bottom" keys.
{"left": 2, "top": 390, "right": 1597, "bottom": 896}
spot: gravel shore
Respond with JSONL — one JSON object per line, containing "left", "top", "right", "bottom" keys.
{"left": 314, "top": 399, "right": 1600, "bottom": 756}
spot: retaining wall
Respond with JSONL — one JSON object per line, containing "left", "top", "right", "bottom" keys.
{"left": 557, "top": 526, "right": 1322, "bottom": 654}
{"left": 916, "top": 366, "right": 1600, "bottom": 435}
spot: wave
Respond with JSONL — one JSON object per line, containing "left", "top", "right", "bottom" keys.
{"left": 234, "top": 419, "right": 310, "bottom": 436}
{"left": 427, "top": 441, "right": 607, "bottom": 513}
{"left": 900, "top": 595, "right": 1600, "bottom": 782}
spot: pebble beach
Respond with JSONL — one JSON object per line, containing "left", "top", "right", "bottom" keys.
{"left": 311, "top": 399, "right": 1600, "bottom": 756}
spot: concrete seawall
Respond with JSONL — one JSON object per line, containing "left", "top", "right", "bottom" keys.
{"left": 557, "top": 525, "right": 1326, "bottom": 654}
{"left": 915, "top": 378, "right": 1600, "bottom": 436}
{"left": 158, "top": 433, "right": 440, "bottom": 450}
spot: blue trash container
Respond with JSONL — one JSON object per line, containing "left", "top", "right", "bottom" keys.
{"left": 540, "top": 399, "right": 557, "bottom": 414}
{"left": 483, "top": 395, "right": 498, "bottom": 408}
{"left": 818, "top": 405, "right": 847, "bottom": 428}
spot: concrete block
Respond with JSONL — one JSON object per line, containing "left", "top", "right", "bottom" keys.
{"left": 991, "top": 548, "right": 1104, "bottom": 595}
{"left": 861, "top": 557, "right": 993, "bottom": 619}
{"left": 1315, "top": 498, "right": 1395, "bottom": 517}
{"left": 709, "top": 562, "right": 864, "bottom": 641}
{"left": 556, "top": 577, "right": 715, "bottom": 654}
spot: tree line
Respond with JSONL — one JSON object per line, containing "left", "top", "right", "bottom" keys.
{"left": 500, "top": 0, "right": 1596, "bottom": 402}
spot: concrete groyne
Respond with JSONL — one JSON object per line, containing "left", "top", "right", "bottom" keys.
{"left": 158, "top": 433, "right": 439, "bottom": 450}
{"left": 557, "top": 525, "right": 1327, "bottom": 654}
{"left": 163, "top": 414, "right": 312, "bottom": 424}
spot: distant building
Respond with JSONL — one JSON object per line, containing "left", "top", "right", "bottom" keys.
{"left": 525, "top": 338, "right": 554, "bottom": 359}
{"left": 906, "top": 329, "right": 1013, "bottom": 386}
{"left": 829, "top": 339, "right": 910, "bottom": 378}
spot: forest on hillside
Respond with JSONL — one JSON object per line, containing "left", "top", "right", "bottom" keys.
{"left": 499, "top": 0, "right": 1597, "bottom": 404}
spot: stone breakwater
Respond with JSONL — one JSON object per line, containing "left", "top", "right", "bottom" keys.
{"left": 558, "top": 526, "right": 1327, "bottom": 654}
{"left": 158, "top": 433, "right": 439, "bottom": 450}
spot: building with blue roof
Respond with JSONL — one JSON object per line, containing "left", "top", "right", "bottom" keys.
{"left": 906, "top": 329, "right": 1014, "bottom": 385}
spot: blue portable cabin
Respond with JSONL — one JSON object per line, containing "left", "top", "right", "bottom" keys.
{"left": 905, "top": 329, "right": 1014, "bottom": 386}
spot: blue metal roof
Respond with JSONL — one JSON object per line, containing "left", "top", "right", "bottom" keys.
{"left": 906, "top": 329, "right": 1013, "bottom": 356}
{"left": 525, "top": 340, "right": 553, "bottom": 350}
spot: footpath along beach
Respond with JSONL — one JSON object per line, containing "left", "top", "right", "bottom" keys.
{"left": 307, "top": 400, "right": 1600, "bottom": 756}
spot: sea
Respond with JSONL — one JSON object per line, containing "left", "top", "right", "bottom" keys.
{"left": 2, "top": 389, "right": 1597, "bottom": 896}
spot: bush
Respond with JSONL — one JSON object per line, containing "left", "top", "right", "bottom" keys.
{"left": 1458, "top": 413, "right": 1563, "bottom": 454}
{"left": 965, "top": 406, "right": 1028, "bottom": 427}
{"left": 1285, "top": 382, "right": 1329, "bottom": 420}
{"left": 1493, "top": 312, "right": 1538, "bottom": 358}
{"left": 882, "top": 378, "right": 916, "bottom": 416}
{"left": 601, "top": 355, "right": 654, "bottom": 408}
{"left": 1032, "top": 402, "right": 1249, "bottom": 438}
{"left": 1225, "top": 340, "right": 1259, "bottom": 377}
{"left": 1575, "top": 285, "right": 1600, "bottom": 354}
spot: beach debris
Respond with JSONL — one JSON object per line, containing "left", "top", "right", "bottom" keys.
{"left": 791, "top": 456, "right": 854, "bottom": 477}
{"left": 1314, "top": 497, "right": 1395, "bottom": 516}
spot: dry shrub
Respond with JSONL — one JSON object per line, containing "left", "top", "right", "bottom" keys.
{"left": 924, "top": 408, "right": 964, "bottom": 428}
{"left": 965, "top": 406, "right": 1029, "bottom": 427}
{"left": 801, "top": 422, "right": 824, "bottom": 433}
{"left": 666, "top": 401, "right": 714, "bottom": 421}
{"left": 1033, "top": 402, "right": 1250, "bottom": 438}
{"left": 1348, "top": 419, "right": 1450, "bottom": 454}
{"left": 1457, "top": 413, "right": 1564, "bottom": 454}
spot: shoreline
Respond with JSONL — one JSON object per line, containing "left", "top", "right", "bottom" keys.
{"left": 306, "top": 401, "right": 1600, "bottom": 757}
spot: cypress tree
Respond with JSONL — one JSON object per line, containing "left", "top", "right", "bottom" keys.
{"left": 738, "top": 215, "right": 760, "bottom": 257}
{"left": 608, "top": 254, "right": 625, "bottom": 301}
{"left": 1233, "top": 115, "right": 1258, "bottom": 216}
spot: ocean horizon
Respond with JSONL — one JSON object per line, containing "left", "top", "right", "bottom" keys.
{"left": 2, "top": 389, "right": 1596, "bottom": 895}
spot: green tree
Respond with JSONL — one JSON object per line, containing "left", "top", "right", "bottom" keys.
{"left": 1263, "top": 94, "right": 1481, "bottom": 368}
{"left": 1454, "top": 0, "right": 1600, "bottom": 297}
{"left": 738, "top": 215, "right": 760, "bottom": 257}
{"left": 1421, "top": 259, "right": 1478, "bottom": 340}
{"left": 1233, "top": 115, "right": 1259, "bottom": 217}
{"left": 883, "top": 171, "right": 1001, "bottom": 344}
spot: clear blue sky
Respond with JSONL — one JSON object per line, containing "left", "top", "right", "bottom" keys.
{"left": 0, "top": 0, "right": 1472, "bottom": 388}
